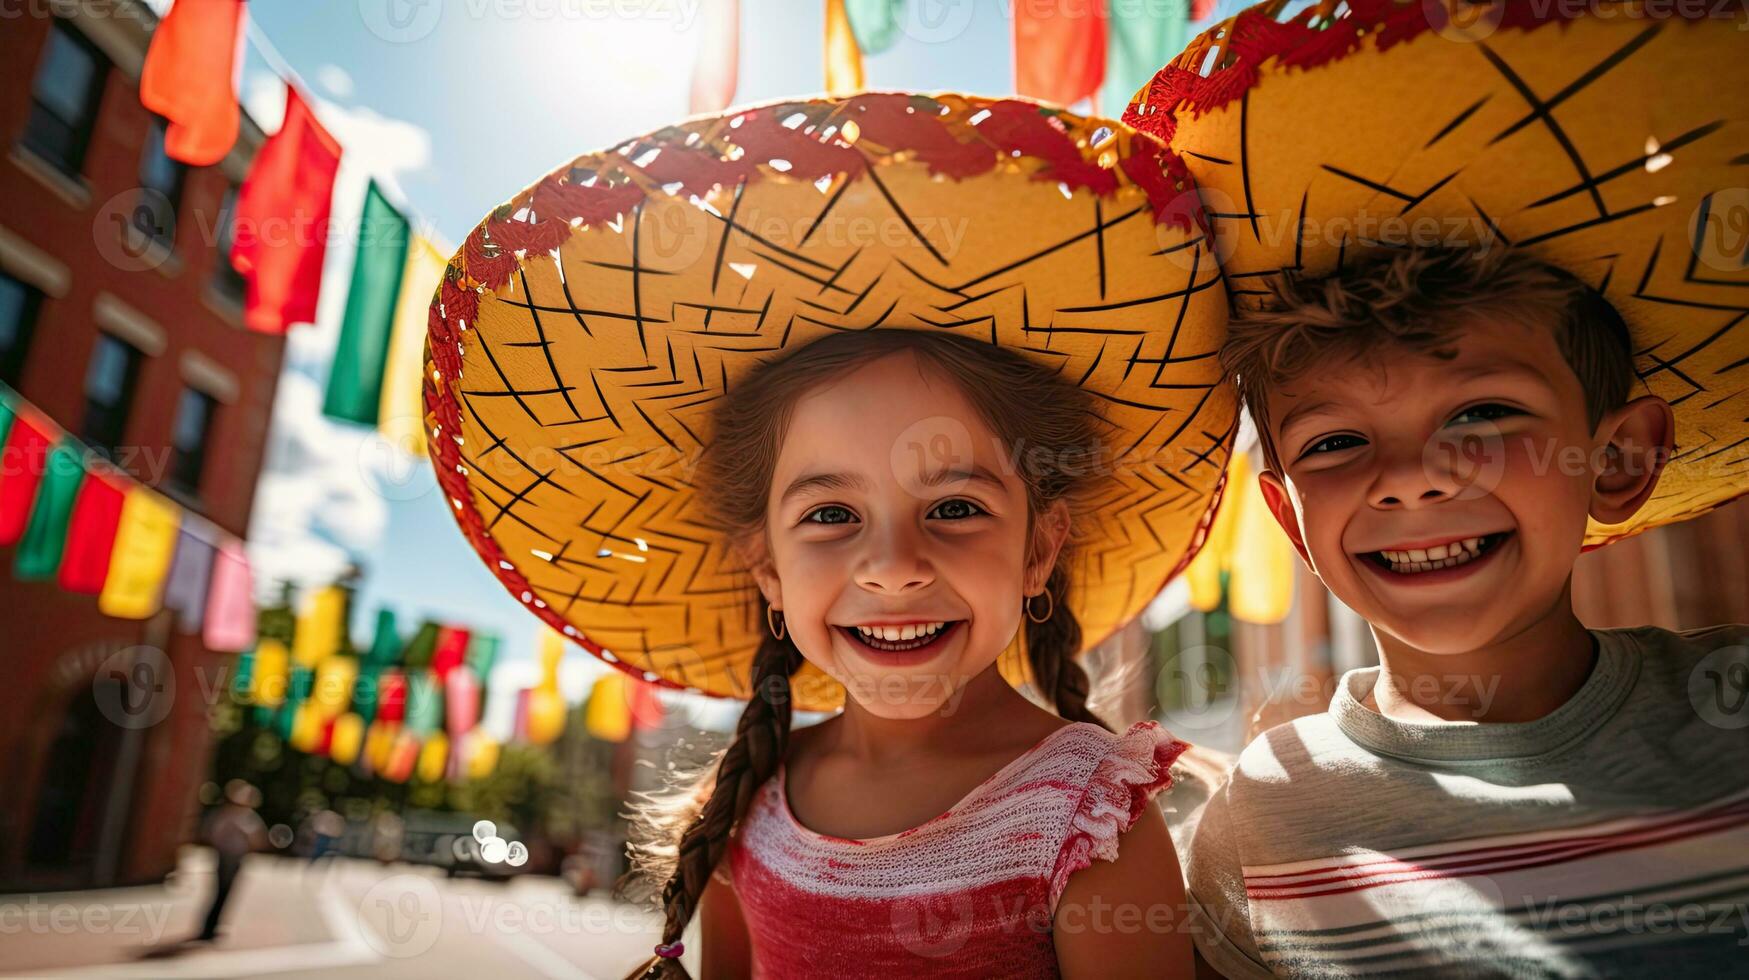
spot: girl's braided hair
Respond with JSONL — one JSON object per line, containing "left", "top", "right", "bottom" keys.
{"left": 620, "top": 329, "right": 1116, "bottom": 978}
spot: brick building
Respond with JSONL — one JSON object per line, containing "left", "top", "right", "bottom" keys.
{"left": 0, "top": 1, "right": 284, "bottom": 889}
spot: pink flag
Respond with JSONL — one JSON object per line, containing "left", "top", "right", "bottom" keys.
{"left": 203, "top": 538, "right": 257, "bottom": 652}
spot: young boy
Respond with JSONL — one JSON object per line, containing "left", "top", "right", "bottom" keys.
{"left": 1187, "top": 245, "right": 1749, "bottom": 977}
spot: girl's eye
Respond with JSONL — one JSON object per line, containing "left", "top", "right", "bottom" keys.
{"left": 930, "top": 499, "right": 986, "bottom": 520}
{"left": 803, "top": 505, "right": 856, "bottom": 525}
{"left": 1449, "top": 402, "right": 1520, "bottom": 425}
{"left": 801, "top": 500, "right": 993, "bottom": 525}
{"left": 1304, "top": 434, "right": 1365, "bottom": 457}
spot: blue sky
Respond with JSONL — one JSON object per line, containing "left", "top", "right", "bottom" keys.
{"left": 231, "top": 0, "right": 1234, "bottom": 663}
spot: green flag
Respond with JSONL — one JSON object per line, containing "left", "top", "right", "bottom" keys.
{"left": 846, "top": 0, "right": 903, "bottom": 55}
{"left": 14, "top": 440, "right": 85, "bottom": 581}
{"left": 324, "top": 181, "right": 410, "bottom": 425}
{"left": 1102, "top": 0, "right": 1190, "bottom": 117}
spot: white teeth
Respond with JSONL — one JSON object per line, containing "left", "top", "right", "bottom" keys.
{"left": 855, "top": 621, "right": 945, "bottom": 641}
{"left": 1428, "top": 544, "right": 1449, "bottom": 561}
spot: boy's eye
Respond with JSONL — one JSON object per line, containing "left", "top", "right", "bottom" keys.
{"left": 1448, "top": 402, "right": 1521, "bottom": 426}
{"left": 802, "top": 500, "right": 985, "bottom": 524}
{"left": 1305, "top": 434, "right": 1365, "bottom": 457}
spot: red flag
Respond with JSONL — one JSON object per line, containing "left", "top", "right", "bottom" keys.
{"left": 230, "top": 86, "right": 342, "bottom": 334}
{"left": 431, "top": 626, "right": 471, "bottom": 681}
{"left": 1015, "top": 0, "right": 1108, "bottom": 108}
{"left": 59, "top": 472, "right": 126, "bottom": 594}
{"left": 0, "top": 412, "right": 54, "bottom": 546}
{"left": 140, "top": 0, "right": 245, "bottom": 166}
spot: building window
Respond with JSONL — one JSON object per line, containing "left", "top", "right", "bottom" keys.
{"left": 167, "top": 387, "right": 216, "bottom": 496}
{"left": 0, "top": 273, "right": 43, "bottom": 389}
{"left": 212, "top": 182, "right": 248, "bottom": 305}
{"left": 81, "top": 333, "right": 142, "bottom": 459}
{"left": 21, "top": 20, "right": 109, "bottom": 178}
{"left": 134, "top": 116, "right": 186, "bottom": 249}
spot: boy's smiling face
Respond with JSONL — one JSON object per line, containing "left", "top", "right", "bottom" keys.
{"left": 1256, "top": 314, "right": 1672, "bottom": 655}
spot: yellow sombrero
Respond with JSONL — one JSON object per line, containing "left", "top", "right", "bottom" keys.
{"left": 1124, "top": 0, "right": 1749, "bottom": 550}
{"left": 424, "top": 93, "right": 1236, "bottom": 711}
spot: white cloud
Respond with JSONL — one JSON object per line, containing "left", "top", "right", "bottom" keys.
{"left": 315, "top": 63, "right": 354, "bottom": 100}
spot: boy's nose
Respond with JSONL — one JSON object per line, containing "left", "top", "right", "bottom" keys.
{"left": 1369, "top": 440, "right": 1462, "bottom": 509}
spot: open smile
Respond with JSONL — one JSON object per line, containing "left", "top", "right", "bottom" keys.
{"left": 1355, "top": 531, "right": 1514, "bottom": 583}
{"left": 833, "top": 620, "right": 965, "bottom": 666}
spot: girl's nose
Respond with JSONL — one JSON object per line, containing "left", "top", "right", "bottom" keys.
{"left": 854, "top": 523, "right": 935, "bottom": 594}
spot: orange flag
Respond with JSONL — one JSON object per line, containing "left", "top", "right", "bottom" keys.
{"left": 139, "top": 0, "right": 245, "bottom": 166}
{"left": 230, "top": 86, "right": 342, "bottom": 334}
{"left": 824, "top": 0, "right": 864, "bottom": 95}
{"left": 1015, "top": 0, "right": 1108, "bottom": 109}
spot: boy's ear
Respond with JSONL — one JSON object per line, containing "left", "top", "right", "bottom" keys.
{"left": 1256, "top": 468, "right": 1313, "bottom": 568}
{"left": 1589, "top": 394, "right": 1676, "bottom": 526}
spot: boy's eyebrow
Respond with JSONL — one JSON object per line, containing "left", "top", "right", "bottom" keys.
{"left": 780, "top": 466, "right": 1006, "bottom": 504}
{"left": 1275, "top": 360, "right": 1550, "bottom": 437}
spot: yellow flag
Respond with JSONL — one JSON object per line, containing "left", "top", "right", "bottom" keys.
{"left": 1228, "top": 465, "right": 1298, "bottom": 625}
{"left": 824, "top": 0, "right": 864, "bottom": 95}
{"left": 1186, "top": 451, "right": 1247, "bottom": 613}
{"left": 311, "top": 655, "right": 359, "bottom": 720}
{"left": 330, "top": 712, "right": 365, "bottom": 765}
{"left": 97, "top": 487, "right": 181, "bottom": 619}
{"left": 585, "top": 671, "right": 632, "bottom": 742}
{"left": 251, "top": 638, "right": 290, "bottom": 707}
{"left": 464, "top": 731, "right": 501, "bottom": 779}
{"left": 292, "top": 586, "right": 346, "bottom": 667}
{"left": 378, "top": 234, "right": 447, "bottom": 459}
{"left": 417, "top": 731, "right": 449, "bottom": 783}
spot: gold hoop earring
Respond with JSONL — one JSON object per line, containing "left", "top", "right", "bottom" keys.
{"left": 1024, "top": 590, "right": 1054, "bottom": 624}
{"left": 766, "top": 606, "right": 786, "bottom": 640}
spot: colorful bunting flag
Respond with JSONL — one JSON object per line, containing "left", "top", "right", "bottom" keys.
{"left": 202, "top": 538, "right": 256, "bottom": 651}
{"left": 1102, "top": 0, "right": 1189, "bottom": 116}
{"left": 845, "top": 0, "right": 902, "bottom": 54}
{"left": 97, "top": 484, "right": 181, "bottom": 618}
{"left": 58, "top": 471, "right": 126, "bottom": 594}
{"left": 689, "top": 0, "right": 741, "bottom": 114}
{"left": 324, "top": 181, "right": 410, "bottom": 425}
{"left": 161, "top": 523, "right": 217, "bottom": 632}
{"left": 0, "top": 412, "right": 55, "bottom": 546}
{"left": 431, "top": 625, "right": 469, "bottom": 680}
{"left": 251, "top": 638, "right": 290, "bottom": 707}
{"left": 291, "top": 585, "right": 346, "bottom": 667}
{"left": 1015, "top": 0, "right": 1107, "bottom": 109}
{"left": 139, "top": 0, "right": 245, "bottom": 166}
{"left": 14, "top": 440, "right": 85, "bottom": 582}
{"left": 825, "top": 0, "right": 865, "bottom": 95}
{"left": 229, "top": 86, "right": 342, "bottom": 334}
{"left": 378, "top": 235, "right": 446, "bottom": 458}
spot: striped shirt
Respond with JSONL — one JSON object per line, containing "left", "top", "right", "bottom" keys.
{"left": 723, "top": 720, "right": 1189, "bottom": 978}
{"left": 1186, "top": 624, "right": 1749, "bottom": 978}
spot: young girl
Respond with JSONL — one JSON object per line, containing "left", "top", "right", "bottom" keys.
{"left": 422, "top": 92, "right": 1233, "bottom": 978}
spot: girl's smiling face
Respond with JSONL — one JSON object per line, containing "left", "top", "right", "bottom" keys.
{"left": 747, "top": 350, "right": 1069, "bottom": 719}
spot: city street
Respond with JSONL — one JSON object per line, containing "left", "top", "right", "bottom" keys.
{"left": 0, "top": 850, "right": 676, "bottom": 979}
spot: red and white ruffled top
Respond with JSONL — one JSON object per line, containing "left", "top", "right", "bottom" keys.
{"left": 722, "top": 720, "right": 1189, "bottom": 978}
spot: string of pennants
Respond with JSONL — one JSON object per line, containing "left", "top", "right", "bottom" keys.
{"left": 0, "top": 383, "right": 256, "bottom": 648}
{"left": 231, "top": 590, "right": 666, "bottom": 784}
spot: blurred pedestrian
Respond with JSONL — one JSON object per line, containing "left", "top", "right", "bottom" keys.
{"left": 197, "top": 780, "right": 267, "bottom": 943}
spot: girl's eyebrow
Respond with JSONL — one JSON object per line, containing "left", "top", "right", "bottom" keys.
{"left": 780, "top": 466, "right": 1006, "bottom": 504}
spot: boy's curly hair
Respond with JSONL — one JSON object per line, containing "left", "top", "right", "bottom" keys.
{"left": 1218, "top": 246, "right": 1639, "bottom": 474}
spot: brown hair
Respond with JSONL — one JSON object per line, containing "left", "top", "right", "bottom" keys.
{"left": 1219, "top": 246, "right": 1637, "bottom": 473}
{"left": 619, "top": 328, "right": 1117, "bottom": 978}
